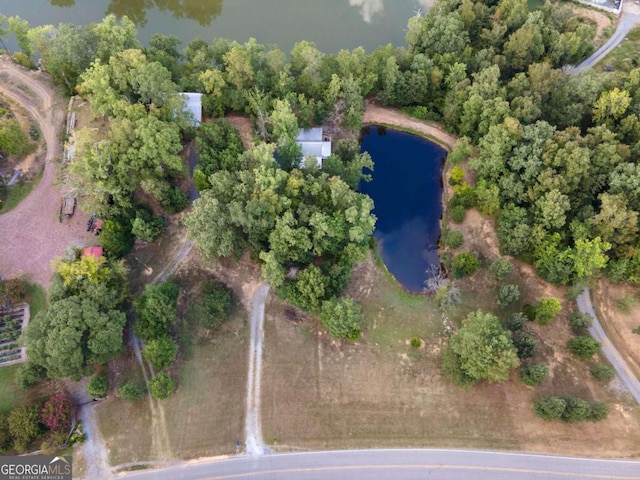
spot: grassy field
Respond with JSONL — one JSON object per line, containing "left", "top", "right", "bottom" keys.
{"left": 26, "top": 281, "right": 46, "bottom": 318}
{"left": 0, "top": 167, "right": 43, "bottom": 214}
{"left": 96, "top": 262, "right": 249, "bottom": 465}
{"left": 0, "top": 282, "right": 49, "bottom": 414}
{"left": 163, "top": 264, "right": 249, "bottom": 459}
{"left": 0, "top": 364, "right": 23, "bottom": 414}
{"left": 599, "top": 27, "right": 640, "bottom": 72}
{"left": 162, "top": 310, "right": 248, "bottom": 459}
{"left": 261, "top": 251, "right": 640, "bottom": 457}
{"left": 0, "top": 363, "right": 61, "bottom": 416}
{"left": 95, "top": 349, "right": 154, "bottom": 465}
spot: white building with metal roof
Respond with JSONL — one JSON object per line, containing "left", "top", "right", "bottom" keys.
{"left": 182, "top": 92, "right": 203, "bottom": 126}
{"left": 296, "top": 128, "right": 331, "bottom": 167}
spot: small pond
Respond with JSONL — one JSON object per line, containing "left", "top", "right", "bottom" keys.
{"left": 359, "top": 126, "right": 447, "bottom": 292}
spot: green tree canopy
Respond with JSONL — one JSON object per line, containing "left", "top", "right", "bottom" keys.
{"left": 320, "top": 296, "right": 363, "bottom": 340}
{"left": 24, "top": 283, "right": 126, "bottom": 380}
{"left": 447, "top": 310, "right": 520, "bottom": 384}
{"left": 142, "top": 336, "right": 178, "bottom": 370}
{"left": 149, "top": 372, "right": 175, "bottom": 399}
{"left": 134, "top": 282, "right": 179, "bottom": 340}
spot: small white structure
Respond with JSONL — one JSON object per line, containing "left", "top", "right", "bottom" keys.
{"left": 182, "top": 92, "right": 203, "bottom": 126}
{"left": 296, "top": 128, "right": 331, "bottom": 167}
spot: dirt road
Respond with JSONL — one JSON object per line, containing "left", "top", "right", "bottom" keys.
{"left": 245, "top": 284, "right": 270, "bottom": 456}
{"left": 0, "top": 60, "right": 93, "bottom": 287}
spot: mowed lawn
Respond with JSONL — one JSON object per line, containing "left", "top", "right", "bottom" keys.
{"left": 162, "top": 310, "right": 248, "bottom": 459}
{"left": 95, "top": 350, "right": 154, "bottom": 465}
{"left": 96, "top": 267, "right": 249, "bottom": 465}
{"left": 0, "top": 364, "right": 23, "bottom": 414}
{"left": 261, "top": 254, "right": 640, "bottom": 457}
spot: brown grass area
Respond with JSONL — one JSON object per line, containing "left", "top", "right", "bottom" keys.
{"left": 160, "top": 262, "right": 250, "bottom": 459}
{"left": 261, "top": 248, "right": 640, "bottom": 458}
{"left": 71, "top": 446, "right": 88, "bottom": 479}
{"left": 162, "top": 314, "right": 248, "bottom": 459}
{"left": 98, "top": 250, "right": 254, "bottom": 465}
{"left": 95, "top": 349, "right": 154, "bottom": 465}
{"left": 593, "top": 280, "right": 640, "bottom": 382}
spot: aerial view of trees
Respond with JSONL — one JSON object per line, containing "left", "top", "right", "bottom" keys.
{"left": 24, "top": 254, "right": 128, "bottom": 380}
{"left": 443, "top": 310, "right": 520, "bottom": 386}
{"left": 0, "top": 0, "right": 632, "bottom": 424}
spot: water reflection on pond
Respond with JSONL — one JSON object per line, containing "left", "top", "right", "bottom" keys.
{"left": 0, "top": 0, "right": 432, "bottom": 53}
{"left": 359, "top": 126, "right": 446, "bottom": 292}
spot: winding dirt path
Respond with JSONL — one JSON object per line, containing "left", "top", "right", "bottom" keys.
{"left": 0, "top": 60, "right": 92, "bottom": 287}
{"left": 363, "top": 104, "right": 457, "bottom": 150}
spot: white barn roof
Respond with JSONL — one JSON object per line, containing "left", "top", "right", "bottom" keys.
{"left": 181, "top": 92, "right": 203, "bottom": 125}
{"left": 296, "top": 128, "right": 331, "bottom": 167}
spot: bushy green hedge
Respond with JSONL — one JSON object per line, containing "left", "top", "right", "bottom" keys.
{"left": 149, "top": 372, "right": 175, "bottom": 400}
{"left": 567, "top": 336, "right": 601, "bottom": 360}
{"left": 118, "top": 381, "right": 145, "bottom": 402}
{"left": 442, "top": 230, "right": 464, "bottom": 249}
{"left": 87, "top": 375, "right": 109, "bottom": 398}
{"left": 450, "top": 205, "right": 466, "bottom": 224}
{"left": 533, "top": 395, "right": 608, "bottom": 422}
{"left": 590, "top": 363, "right": 615, "bottom": 381}
{"left": 452, "top": 252, "right": 478, "bottom": 278}
{"left": 320, "top": 297, "right": 363, "bottom": 340}
{"left": 519, "top": 362, "right": 548, "bottom": 386}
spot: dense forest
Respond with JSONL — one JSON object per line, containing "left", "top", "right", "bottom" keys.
{"left": 2, "top": 0, "right": 639, "bottom": 310}
{"left": 0, "top": 0, "right": 638, "bottom": 386}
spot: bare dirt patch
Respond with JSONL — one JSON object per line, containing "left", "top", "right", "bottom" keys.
{"left": 363, "top": 103, "right": 457, "bottom": 150}
{"left": 448, "top": 209, "right": 501, "bottom": 263}
{"left": 225, "top": 114, "right": 254, "bottom": 150}
{"left": 0, "top": 60, "right": 96, "bottom": 287}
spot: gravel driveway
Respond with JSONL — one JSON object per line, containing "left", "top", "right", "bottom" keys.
{"left": 0, "top": 60, "right": 94, "bottom": 287}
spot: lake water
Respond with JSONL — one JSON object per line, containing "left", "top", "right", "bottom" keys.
{"left": 359, "top": 126, "right": 446, "bottom": 292}
{"left": 0, "top": 0, "right": 434, "bottom": 53}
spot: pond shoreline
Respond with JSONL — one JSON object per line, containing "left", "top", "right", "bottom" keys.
{"left": 359, "top": 124, "right": 447, "bottom": 294}
{"left": 363, "top": 103, "right": 457, "bottom": 151}
{"left": 362, "top": 103, "right": 458, "bottom": 295}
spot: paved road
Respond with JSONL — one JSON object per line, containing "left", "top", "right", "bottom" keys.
{"left": 574, "top": 6, "right": 640, "bottom": 72}
{"left": 120, "top": 449, "right": 640, "bottom": 480}
{"left": 577, "top": 289, "right": 640, "bottom": 404}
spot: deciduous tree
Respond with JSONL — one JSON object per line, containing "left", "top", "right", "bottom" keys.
{"left": 446, "top": 310, "right": 519, "bottom": 384}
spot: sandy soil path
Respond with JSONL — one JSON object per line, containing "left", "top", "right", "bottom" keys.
{"left": 0, "top": 60, "right": 93, "bottom": 287}
{"left": 363, "top": 104, "right": 457, "bottom": 150}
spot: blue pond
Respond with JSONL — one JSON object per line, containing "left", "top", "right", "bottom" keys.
{"left": 359, "top": 126, "right": 447, "bottom": 292}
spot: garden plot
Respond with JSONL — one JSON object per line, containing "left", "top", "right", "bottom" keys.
{"left": 0, "top": 303, "right": 28, "bottom": 366}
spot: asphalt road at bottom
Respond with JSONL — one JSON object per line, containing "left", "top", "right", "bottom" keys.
{"left": 121, "top": 449, "right": 640, "bottom": 480}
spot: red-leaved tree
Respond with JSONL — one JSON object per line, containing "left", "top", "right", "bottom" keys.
{"left": 40, "top": 393, "right": 72, "bottom": 433}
